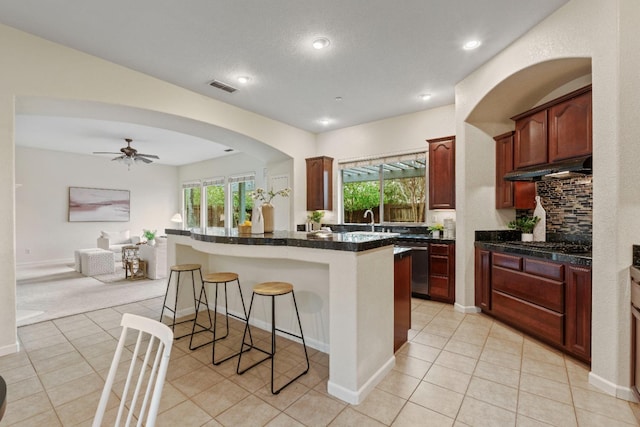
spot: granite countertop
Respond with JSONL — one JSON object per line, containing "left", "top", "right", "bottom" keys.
{"left": 475, "top": 241, "right": 591, "bottom": 267}
{"left": 166, "top": 228, "right": 455, "bottom": 252}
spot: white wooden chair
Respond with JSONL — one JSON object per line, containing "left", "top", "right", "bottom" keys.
{"left": 93, "top": 313, "right": 173, "bottom": 427}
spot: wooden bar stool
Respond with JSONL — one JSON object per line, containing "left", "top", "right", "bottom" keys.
{"left": 159, "top": 264, "right": 212, "bottom": 341}
{"left": 236, "top": 281, "right": 309, "bottom": 394}
{"left": 191, "top": 272, "right": 253, "bottom": 361}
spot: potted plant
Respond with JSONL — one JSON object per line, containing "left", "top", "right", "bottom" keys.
{"left": 142, "top": 229, "right": 158, "bottom": 246}
{"left": 508, "top": 216, "right": 540, "bottom": 241}
{"left": 307, "top": 210, "right": 324, "bottom": 231}
{"left": 428, "top": 223, "right": 444, "bottom": 238}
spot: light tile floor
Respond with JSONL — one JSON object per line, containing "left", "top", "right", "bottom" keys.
{"left": 2, "top": 297, "right": 640, "bottom": 426}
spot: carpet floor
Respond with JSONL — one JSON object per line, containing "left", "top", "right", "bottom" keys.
{"left": 16, "top": 262, "right": 167, "bottom": 326}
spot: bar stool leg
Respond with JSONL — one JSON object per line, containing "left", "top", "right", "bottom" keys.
{"left": 188, "top": 271, "right": 215, "bottom": 350}
{"left": 212, "top": 278, "right": 253, "bottom": 365}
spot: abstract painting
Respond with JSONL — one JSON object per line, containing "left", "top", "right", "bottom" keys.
{"left": 69, "top": 187, "right": 130, "bottom": 222}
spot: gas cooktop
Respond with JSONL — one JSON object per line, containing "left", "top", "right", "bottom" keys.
{"left": 501, "top": 241, "right": 592, "bottom": 254}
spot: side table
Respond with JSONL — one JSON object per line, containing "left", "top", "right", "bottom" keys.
{"left": 122, "top": 245, "right": 140, "bottom": 269}
{"left": 125, "top": 259, "right": 147, "bottom": 280}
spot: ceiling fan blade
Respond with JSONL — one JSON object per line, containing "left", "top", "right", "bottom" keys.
{"left": 93, "top": 151, "right": 121, "bottom": 155}
{"left": 137, "top": 153, "right": 160, "bottom": 159}
{"left": 134, "top": 156, "right": 153, "bottom": 164}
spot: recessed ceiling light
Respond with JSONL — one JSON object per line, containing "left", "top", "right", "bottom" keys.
{"left": 419, "top": 94, "right": 432, "bottom": 101}
{"left": 237, "top": 76, "right": 251, "bottom": 84}
{"left": 312, "top": 37, "right": 331, "bottom": 50}
{"left": 319, "top": 119, "right": 330, "bottom": 126}
{"left": 463, "top": 40, "right": 482, "bottom": 50}
{"left": 335, "top": 96, "right": 343, "bottom": 102}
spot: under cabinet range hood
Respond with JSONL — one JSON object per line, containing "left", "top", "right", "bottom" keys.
{"left": 503, "top": 156, "right": 592, "bottom": 181}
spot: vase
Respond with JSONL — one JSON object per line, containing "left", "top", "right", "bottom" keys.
{"left": 147, "top": 239, "right": 156, "bottom": 246}
{"left": 432, "top": 230, "right": 441, "bottom": 239}
{"left": 521, "top": 233, "right": 534, "bottom": 242}
{"left": 262, "top": 202, "right": 274, "bottom": 233}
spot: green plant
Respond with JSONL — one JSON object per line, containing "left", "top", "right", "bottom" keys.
{"left": 307, "top": 210, "right": 324, "bottom": 223}
{"left": 508, "top": 216, "right": 540, "bottom": 233}
{"left": 142, "top": 229, "right": 157, "bottom": 241}
{"left": 428, "top": 223, "right": 444, "bottom": 232}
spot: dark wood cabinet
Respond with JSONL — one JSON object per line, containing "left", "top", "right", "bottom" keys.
{"left": 565, "top": 265, "right": 592, "bottom": 361}
{"left": 548, "top": 90, "right": 592, "bottom": 162}
{"left": 474, "top": 245, "right": 591, "bottom": 363}
{"left": 394, "top": 251, "right": 412, "bottom": 352}
{"left": 474, "top": 247, "right": 491, "bottom": 311}
{"left": 511, "top": 85, "right": 592, "bottom": 170}
{"left": 427, "top": 136, "right": 455, "bottom": 209}
{"left": 429, "top": 243, "right": 455, "bottom": 303}
{"left": 306, "top": 156, "right": 333, "bottom": 211}
{"left": 494, "top": 132, "right": 515, "bottom": 209}
{"left": 513, "top": 110, "right": 548, "bottom": 169}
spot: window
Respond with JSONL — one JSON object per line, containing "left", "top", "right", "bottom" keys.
{"left": 182, "top": 181, "right": 202, "bottom": 229}
{"left": 341, "top": 152, "right": 426, "bottom": 224}
{"left": 204, "top": 177, "right": 225, "bottom": 227}
{"left": 229, "top": 173, "right": 255, "bottom": 227}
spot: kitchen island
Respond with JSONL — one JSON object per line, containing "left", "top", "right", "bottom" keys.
{"left": 165, "top": 228, "right": 396, "bottom": 404}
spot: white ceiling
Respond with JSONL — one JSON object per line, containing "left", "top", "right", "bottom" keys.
{"left": 1, "top": 0, "right": 569, "bottom": 165}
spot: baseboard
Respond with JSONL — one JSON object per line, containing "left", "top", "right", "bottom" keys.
{"left": 0, "top": 341, "right": 20, "bottom": 357}
{"left": 454, "top": 302, "right": 481, "bottom": 314}
{"left": 327, "top": 355, "right": 395, "bottom": 404}
{"left": 588, "top": 371, "right": 639, "bottom": 402}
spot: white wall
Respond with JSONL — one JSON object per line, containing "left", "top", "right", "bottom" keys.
{"left": 16, "top": 146, "right": 178, "bottom": 265}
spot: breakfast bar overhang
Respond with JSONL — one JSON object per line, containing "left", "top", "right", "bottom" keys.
{"left": 165, "top": 229, "right": 396, "bottom": 404}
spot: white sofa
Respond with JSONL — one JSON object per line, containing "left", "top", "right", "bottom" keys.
{"left": 97, "top": 230, "right": 141, "bottom": 253}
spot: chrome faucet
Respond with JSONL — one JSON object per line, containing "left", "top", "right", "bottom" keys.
{"left": 364, "top": 209, "right": 375, "bottom": 231}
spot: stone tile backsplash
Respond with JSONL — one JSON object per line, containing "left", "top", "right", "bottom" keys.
{"left": 517, "top": 175, "right": 592, "bottom": 236}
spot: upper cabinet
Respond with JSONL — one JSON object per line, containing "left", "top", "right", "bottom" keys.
{"left": 306, "top": 156, "right": 333, "bottom": 211}
{"left": 494, "top": 131, "right": 515, "bottom": 209}
{"left": 427, "top": 136, "right": 455, "bottom": 209}
{"left": 511, "top": 85, "right": 592, "bottom": 170}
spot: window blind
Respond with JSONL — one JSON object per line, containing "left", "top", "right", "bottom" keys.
{"left": 338, "top": 151, "right": 426, "bottom": 170}
{"left": 228, "top": 172, "right": 256, "bottom": 183}
{"left": 203, "top": 177, "right": 225, "bottom": 186}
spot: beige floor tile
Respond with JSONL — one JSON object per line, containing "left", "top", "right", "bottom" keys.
{"left": 519, "top": 372, "right": 572, "bottom": 405}
{"left": 20, "top": 333, "right": 69, "bottom": 352}
{"left": 0, "top": 350, "right": 31, "bottom": 372}
{"left": 522, "top": 338, "right": 565, "bottom": 367}
{"left": 521, "top": 358, "right": 568, "bottom": 384}
{"left": 6, "top": 375, "right": 44, "bottom": 403}
{"left": 409, "top": 381, "right": 464, "bottom": 419}
{"left": 424, "top": 364, "right": 471, "bottom": 394}
{"left": 39, "top": 360, "right": 95, "bottom": 390}
{"left": 2, "top": 363, "right": 37, "bottom": 385}
{"left": 451, "top": 329, "right": 489, "bottom": 347}
{"left": 70, "top": 329, "right": 115, "bottom": 349}
{"left": 480, "top": 347, "right": 522, "bottom": 371}
{"left": 155, "top": 382, "right": 189, "bottom": 414}
{"left": 255, "top": 377, "right": 310, "bottom": 411}
{"left": 517, "top": 391, "right": 577, "bottom": 427}
{"left": 391, "top": 401, "right": 454, "bottom": 426}
{"left": 54, "top": 389, "right": 115, "bottom": 426}
{"left": 575, "top": 408, "right": 639, "bottom": 426}
{"left": 265, "top": 412, "right": 306, "bottom": 426}
{"left": 31, "top": 348, "right": 86, "bottom": 374}
{"left": 410, "top": 312, "right": 434, "bottom": 330}
{"left": 192, "top": 379, "right": 251, "bottom": 418}
{"left": 411, "top": 330, "right": 450, "bottom": 349}
{"left": 516, "top": 414, "right": 554, "bottom": 426}
{"left": 484, "top": 336, "right": 523, "bottom": 356}
{"left": 465, "top": 376, "right": 518, "bottom": 412}
{"left": 165, "top": 353, "right": 206, "bottom": 381}
{"left": 7, "top": 409, "right": 62, "bottom": 427}
{"left": 62, "top": 323, "right": 104, "bottom": 340}
{"left": 17, "top": 321, "right": 60, "bottom": 342}
{"left": 329, "top": 407, "right": 386, "bottom": 426}
{"left": 398, "top": 341, "right": 442, "bottom": 363}
{"left": 155, "top": 399, "right": 213, "bottom": 427}
{"left": 393, "top": 353, "right": 432, "bottom": 379}
{"left": 434, "top": 350, "right": 477, "bottom": 375}
{"left": 45, "top": 371, "right": 104, "bottom": 407}
{"left": 171, "top": 366, "right": 225, "bottom": 397}
{"left": 423, "top": 322, "right": 457, "bottom": 338}
{"left": 473, "top": 360, "right": 521, "bottom": 388}
{"left": 25, "top": 341, "right": 75, "bottom": 364}
{"left": 443, "top": 339, "right": 483, "bottom": 359}
{"left": 215, "top": 394, "right": 281, "bottom": 426}
{"left": 376, "top": 369, "right": 422, "bottom": 400}
{"left": 285, "top": 389, "right": 346, "bottom": 427}
{"left": 0, "top": 390, "right": 53, "bottom": 425}
{"left": 352, "top": 388, "right": 406, "bottom": 425}
{"left": 457, "top": 396, "right": 516, "bottom": 427}
{"left": 571, "top": 386, "right": 638, "bottom": 424}
{"left": 489, "top": 323, "right": 525, "bottom": 344}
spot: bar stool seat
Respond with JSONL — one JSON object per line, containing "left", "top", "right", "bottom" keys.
{"left": 237, "top": 281, "right": 309, "bottom": 394}
{"left": 159, "top": 264, "right": 212, "bottom": 342}
{"left": 189, "top": 272, "right": 252, "bottom": 360}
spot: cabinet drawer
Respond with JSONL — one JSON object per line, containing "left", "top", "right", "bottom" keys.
{"left": 492, "top": 266, "right": 564, "bottom": 312}
{"left": 524, "top": 258, "right": 564, "bottom": 281}
{"left": 429, "top": 243, "right": 450, "bottom": 255}
{"left": 430, "top": 255, "right": 450, "bottom": 276}
{"left": 492, "top": 291, "right": 564, "bottom": 346}
{"left": 430, "top": 276, "right": 451, "bottom": 299}
{"left": 493, "top": 252, "right": 523, "bottom": 271}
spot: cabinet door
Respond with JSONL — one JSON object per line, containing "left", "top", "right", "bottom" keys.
{"left": 306, "top": 156, "right": 333, "bottom": 211}
{"left": 474, "top": 247, "right": 491, "bottom": 311}
{"left": 494, "top": 132, "right": 514, "bottom": 209}
{"left": 548, "top": 90, "right": 592, "bottom": 162}
{"left": 514, "top": 110, "right": 547, "bottom": 169}
{"left": 394, "top": 253, "right": 412, "bottom": 352}
{"left": 428, "top": 136, "right": 455, "bottom": 209}
{"left": 429, "top": 243, "right": 455, "bottom": 303}
{"left": 565, "top": 265, "right": 592, "bottom": 362}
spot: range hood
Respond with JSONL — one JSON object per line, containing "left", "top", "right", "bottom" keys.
{"left": 503, "top": 156, "right": 592, "bottom": 181}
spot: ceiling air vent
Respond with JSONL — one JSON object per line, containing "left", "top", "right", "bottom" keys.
{"left": 209, "top": 80, "right": 237, "bottom": 93}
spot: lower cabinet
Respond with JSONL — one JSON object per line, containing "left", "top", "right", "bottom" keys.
{"left": 429, "top": 243, "right": 455, "bottom": 304}
{"left": 394, "top": 250, "right": 412, "bottom": 352}
{"left": 474, "top": 246, "right": 592, "bottom": 363}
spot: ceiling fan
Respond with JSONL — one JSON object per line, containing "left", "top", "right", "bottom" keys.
{"left": 93, "top": 138, "right": 160, "bottom": 165}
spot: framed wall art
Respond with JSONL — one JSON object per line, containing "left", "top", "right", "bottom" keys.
{"left": 68, "top": 187, "right": 130, "bottom": 222}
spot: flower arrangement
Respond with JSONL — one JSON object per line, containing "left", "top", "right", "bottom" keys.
{"left": 251, "top": 187, "right": 291, "bottom": 204}
{"left": 307, "top": 210, "right": 324, "bottom": 224}
{"left": 142, "top": 229, "right": 157, "bottom": 241}
{"left": 428, "top": 223, "right": 444, "bottom": 232}
{"left": 508, "top": 216, "right": 540, "bottom": 233}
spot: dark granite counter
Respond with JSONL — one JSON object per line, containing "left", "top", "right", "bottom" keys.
{"left": 166, "top": 227, "right": 455, "bottom": 252}
{"left": 633, "top": 245, "right": 640, "bottom": 267}
{"left": 475, "top": 241, "right": 591, "bottom": 266}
